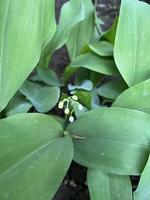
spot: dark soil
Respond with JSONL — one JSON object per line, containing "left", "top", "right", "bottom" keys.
{"left": 53, "top": 162, "right": 89, "bottom": 200}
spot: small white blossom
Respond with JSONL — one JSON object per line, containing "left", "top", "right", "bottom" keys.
{"left": 64, "top": 108, "right": 70, "bottom": 114}
{"left": 58, "top": 101, "right": 64, "bottom": 109}
{"left": 72, "top": 95, "right": 78, "bottom": 101}
{"left": 78, "top": 104, "right": 83, "bottom": 110}
{"left": 69, "top": 116, "right": 74, "bottom": 122}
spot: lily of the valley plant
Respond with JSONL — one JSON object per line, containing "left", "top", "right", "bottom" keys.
{"left": 1, "top": 0, "right": 150, "bottom": 199}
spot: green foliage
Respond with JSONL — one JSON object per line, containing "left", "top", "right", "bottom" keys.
{"left": 96, "top": 79, "right": 127, "bottom": 100}
{"left": 67, "top": 108, "right": 150, "bottom": 175}
{"left": 134, "top": 155, "right": 150, "bottom": 200}
{"left": 113, "top": 79, "right": 150, "bottom": 113}
{"left": 88, "top": 169, "right": 132, "bottom": 200}
{"left": 38, "top": 0, "right": 85, "bottom": 69}
{"left": 20, "top": 80, "right": 60, "bottom": 113}
{"left": 0, "top": 0, "right": 56, "bottom": 111}
{"left": 114, "top": 0, "right": 150, "bottom": 86}
{"left": 0, "top": 114, "right": 73, "bottom": 200}
{"left": 70, "top": 52, "right": 118, "bottom": 75}
{"left": 1, "top": 0, "right": 150, "bottom": 199}
{"left": 66, "top": 0, "right": 95, "bottom": 60}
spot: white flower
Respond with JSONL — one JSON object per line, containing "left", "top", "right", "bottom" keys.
{"left": 78, "top": 104, "right": 83, "bottom": 110}
{"left": 72, "top": 95, "right": 78, "bottom": 101}
{"left": 64, "top": 108, "right": 70, "bottom": 114}
{"left": 69, "top": 116, "right": 74, "bottom": 122}
{"left": 58, "top": 101, "right": 64, "bottom": 109}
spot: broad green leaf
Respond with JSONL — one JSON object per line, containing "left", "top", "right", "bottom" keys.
{"left": 96, "top": 80, "right": 127, "bottom": 100}
{"left": 50, "top": 0, "right": 85, "bottom": 52}
{"left": 42, "top": 0, "right": 56, "bottom": 48}
{"left": 0, "top": 113, "right": 73, "bottom": 200}
{"left": 66, "top": 0, "right": 95, "bottom": 60}
{"left": 88, "top": 169, "right": 132, "bottom": 200}
{"left": 71, "top": 90, "right": 99, "bottom": 109}
{"left": 20, "top": 80, "right": 60, "bottom": 113}
{"left": 0, "top": 0, "right": 55, "bottom": 111}
{"left": 114, "top": 0, "right": 150, "bottom": 86}
{"left": 134, "top": 155, "right": 150, "bottom": 200}
{"left": 67, "top": 107, "right": 150, "bottom": 175}
{"left": 89, "top": 41, "right": 113, "bottom": 57}
{"left": 113, "top": 79, "right": 150, "bottom": 113}
{"left": 70, "top": 52, "right": 118, "bottom": 75}
{"left": 71, "top": 91, "right": 91, "bottom": 109}
{"left": 5, "top": 92, "right": 32, "bottom": 116}
{"left": 38, "top": 0, "right": 85, "bottom": 68}
{"left": 37, "top": 67, "right": 61, "bottom": 86}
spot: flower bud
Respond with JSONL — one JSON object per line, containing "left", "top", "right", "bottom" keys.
{"left": 69, "top": 116, "right": 74, "bottom": 122}
{"left": 58, "top": 101, "right": 64, "bottom": 109}
{"left": 72, "top": 95, "right": 78, "bottom": 101}
{"left": 64, "top": 108, "right": 70, "bottom": 114}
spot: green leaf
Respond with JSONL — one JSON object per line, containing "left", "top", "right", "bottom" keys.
{"left": 88, "top": 169, "right": 132, "bottom": 200}
{"left": 20, "top": 80, "right": 60, "bottom": 113}
{"left": 38, "top": 0, "right": 85, "bottom": 68}
{"left": 0, "top": 113, "right": 73, "bottom": 200}
{"left": 114, "top": 0, "right": 150, "bottom": 86}
{"left": 74, "top": 69, "right": 91, "bottom": 85}
{"left": 42, "top": 0, "right": 56, "bottom": 48}
{"left": 64, "top": 67, "right": 79, "bottom": 84}
{"left": 89, "top": 41, "right": 113, "bottom": 57}
{"left": 134, "top": 155, "right": 150, "bottom": 200}
{"left": 0, "top": 0, "right": 55, "bottom": 111}
{"left": 72, "top": 101, "right": 88, "bottom": 118}
{"left": 96, "top": 80, "right": 127, "bottom": 100}
{"left": 64, "top": 68, "right": 101, "bottom": 86}
{"left": 71, "top": 91, "right": 91, "bottom": 109}
{"left": 37, "top": 67, "right": 61, "bottom": 86}
{"left": 68, "top": 80, "right": 93, "bottom": 91}
{"left": 113, "top": 79, "right": 150, "bottom": 113}
{"left": 50, "top": 0, "right": 85, "bottom": 52}
{"left": 67, "top": 107, "right": 150, "bottom": 175}
{"left": 66, "top": 0, "right": 95, "bottom": 60}
{"left": 70, "top": 52, "right": 118, "bottom": 75}
{"left": 102, "top": 17, "right": 118, "bottom": 45}
{"left": 5, "top": 92, "right": 32, "bottom": 116}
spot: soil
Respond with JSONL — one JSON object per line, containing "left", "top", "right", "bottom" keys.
{"left": 52, "top": 0, "right": 143, "bottom": 199}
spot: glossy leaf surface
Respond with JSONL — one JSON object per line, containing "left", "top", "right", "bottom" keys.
{"left": 0, "top": 0, "right": 55, "bottom": 110}
{"left": 37, "top": 67, "right": 60, "bottom": 86}
{"left": 38, "top": 0, "right": 85, "bottom": 68}
{"left": 96, "top": 80, "right": 127, "bottom": 100}
{"left": 0, "top": 113, "right": 73, "bottom": 200}
{"left": 67, "top": 108, "right": 150, "bottom": 175}
{"left": 88, "top": 169, "right": 132, "bottom": 200}
{"left": 66, "top": 0, "right": 95, "bottom": 60}
{"left": 114, "top": 0, "right": 150, "bottom": 86}
{"left": 113, "top": 79, "right": 150, "bottom": 113}
{"left": 134, "top": 155, "right": 150, "bottom": 200}
{"left": 70, "top": 52, "right": 118, "bottom": 75}
{"left": 20, "top": 81, "right": 60, "bottom": 113}
{"left": 5, "top": 92, "right": 32, "bottom": 116}
{"left": 89, "top": 41, "right": 113, "bottom": 57}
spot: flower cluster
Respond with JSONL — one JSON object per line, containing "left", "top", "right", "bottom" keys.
{"left": 58, "top": 95, "right": 83, "bottom": 122}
